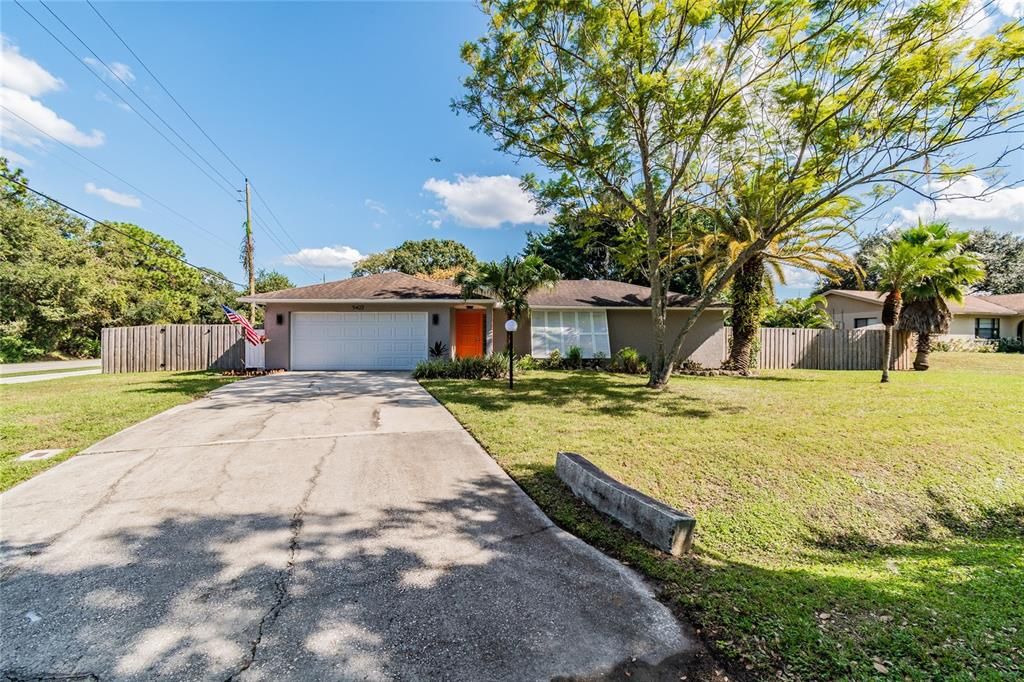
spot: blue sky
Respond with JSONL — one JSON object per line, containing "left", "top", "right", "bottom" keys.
{"left": 2, "top": 1, "right": 1022, "bottom": 300}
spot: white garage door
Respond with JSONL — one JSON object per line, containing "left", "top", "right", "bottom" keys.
{"left": 291, "top": 312, "right": 428, "bottom": 370}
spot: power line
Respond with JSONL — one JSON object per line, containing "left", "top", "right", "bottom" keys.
{"left": 248, "top": 182, "right": 305, "bottom": 254}
{"left": 86, "top": 0, "right": 247, "bottom": 180}
{"left": 82, "top": 2, "right": 310, "bottom": 264}
{"left": 12, "top": 0, "right": 238, "bottom": 201}
{"left": 3, "top": 174, "right": 245, "bottom": 288}
{"left": 251, "top": 212, "right": 318, "bottom": 281}
{"left": 35, "top": 0, "right": 240, "bottom": 192}
{"left": 17, "top": 0, "right": 310, "bottom": 281}
{"left": 1, "top": 105, "right": 233, "bottom": 248}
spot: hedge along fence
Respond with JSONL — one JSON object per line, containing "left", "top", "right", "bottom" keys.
{"left": 725, "top": 327, "right": 914, "bottom": 370}
{"left": 100, "top": 324, "right": 245, "bottom": 373}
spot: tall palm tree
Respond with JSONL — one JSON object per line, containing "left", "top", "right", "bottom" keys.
{"left": 455, "top": 255, "right": 560, "bottom": 354}
{"left": 699, "top": 176, "right": 858, "bottom": 371}
{"left": 897, "top": 223, "right": 985, "bottom": 371}
{"left": 870, "top": 240, "right": 941, "bottom": 383}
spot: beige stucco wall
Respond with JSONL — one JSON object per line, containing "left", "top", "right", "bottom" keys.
{"left": 940, "top": 314, "right": 1023, "bottom": 341}
{"left": 824, "top": 296, "right": 1023, "bottom": 341}
{"left": 263, "top": 302, "right": 493, "bottom": 370}
{"left": 824, "top": 297, "right": 883, "bottom": 330}
{"left": 492, "top": 307, "right": 727, "bottom": 368}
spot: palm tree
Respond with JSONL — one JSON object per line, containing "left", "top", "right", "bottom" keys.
{"left": 870, "top": 240, "right": 941, "bottom": 383}
{"left": 762, "top": 295, "right": 833, "bottom": 329}
{"left": 897, "top": 223, "right": 985, "bottom": 370}
{"left": 699, "top": 176, "right": 858, "bottom": 371}
{"left": 455, "top": 255, "right": 560, "bottom": 355}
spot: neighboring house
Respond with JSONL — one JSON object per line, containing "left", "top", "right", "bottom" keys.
{"left": 821, "top": 289, "right": 1024, "bottom": 341}
{"left": 238, "top": 272, "right": 728, "bottom": 371}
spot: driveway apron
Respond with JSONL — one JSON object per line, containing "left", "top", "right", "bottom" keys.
{"left": 0, "top": 372, "right": 695, "bottom": 680}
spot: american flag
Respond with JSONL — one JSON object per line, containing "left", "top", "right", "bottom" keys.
{"left": 221, "top": 305, "right": 263, "bottom": 346}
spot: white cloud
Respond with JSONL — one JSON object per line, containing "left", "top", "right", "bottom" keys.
{"left": 778, "top": 265, "right": 820, "bottom": 289}
{"left": 423, "top": 208, "right": 443, "bottom": 229}
{"left": 422, "top": 174, "right": 550, "bottom": 229}
{"left": 364, "top": 199, "right": 387, "bottom": 215}
{"left": 85, "top": 182, "right": 141, "bottom": 208}
{"left": 0, "top": 37, "right": 105, "bottom": 149}
{"left": 893, "top": 175, "right": 1024, "bottom": 233}
{"left": 282, "top": 245, "right": 365, "bottom": 270}
{"left": 0, "top": 147, "right": 31, "bottom": 166}
{"left": 0, "top": 38, "right": 63, "bottom": 96}
{"left": 95, "top": 91, "right": 131, "bottom": 112}
{"left": 996, "top": 0, "right": 1024, "bottom": 17}
{"left": 960, "top": 0, "right": 995, "bottom": 38}
{"left": 0, "top": 87, "right": 106, "bottom": 147}
{"left": 83, "top": 57, "right": 135, "bottom": 83}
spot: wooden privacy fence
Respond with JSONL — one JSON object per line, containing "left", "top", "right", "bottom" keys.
{"left": 101, "top": 324, "right": 245, "bottom": 373}
{"left": 725, "top": 327, "right": 914, "bottom": 370}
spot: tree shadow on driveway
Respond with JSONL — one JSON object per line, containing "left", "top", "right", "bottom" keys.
{"left": 0, "top": 472, "right": 701, "bottom": 681}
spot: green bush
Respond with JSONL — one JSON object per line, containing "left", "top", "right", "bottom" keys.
{"left": 611, "top": 346, "right": 647, "bottom": 374}
{"left": 996, "top": 337, "right": 1024, "bottom": 354}
{"left": 515, "top": 354, "right": 537, "bottom": 371}
{"left": 0, "top": 334, "right": 45, "bottom": 363}
{"left": 413, "top": 355, "right": 508, "bottom": 380}
{"left": 566, "top": 345, "right": 583, "bottom": 369}
{"left": 544, "top": 349, "right": 563, "bottom": 369}
{"left": 428, "top": 341, "right": 449, "bottom": 358}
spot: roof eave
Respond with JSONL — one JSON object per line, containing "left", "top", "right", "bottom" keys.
{"left": 237, "top": 297, "right": 493, "bottom": 304}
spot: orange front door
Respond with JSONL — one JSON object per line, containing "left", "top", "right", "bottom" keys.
{"left": 454, "top": 309, "right": 485, "bottom": 358}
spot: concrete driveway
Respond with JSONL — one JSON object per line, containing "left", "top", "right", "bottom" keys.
{"left": 0, "top": 373, "right": 696, "bottom": 680}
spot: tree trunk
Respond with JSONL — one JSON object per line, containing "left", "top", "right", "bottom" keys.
{"left": 880, "top": 291, "right": 902, "bottom": 383}
{"left": 722, "top": 256, "right": 766, "bottom": 371}
{"left": 656, "top": 236, "right": 772, "bottom": 388}
{"left": 913, "top": 332, "right": 931, "bottom": 371}
{"left": 647, "top": 217, "right": 669, "bottom": 389}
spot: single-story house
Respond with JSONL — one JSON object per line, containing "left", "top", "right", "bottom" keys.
{"left": 238, "top": 272, "right": 728, "bottom": 371}
{"left": 821, "top": 289, "right": 1024, "bottom": 341}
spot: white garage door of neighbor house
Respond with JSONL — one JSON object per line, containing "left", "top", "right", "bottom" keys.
{"left": 290, "top": 312, "right": 428, "bottom": 370}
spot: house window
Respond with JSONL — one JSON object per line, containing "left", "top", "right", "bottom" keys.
{"left": 975, "top": 318, "right": 1000, "bottom": 340}
{"left": 531, "top": 310, "right": 611, "bottom": 358}
{"left": 854, "top": 317, "right": 878, "bottom": 328}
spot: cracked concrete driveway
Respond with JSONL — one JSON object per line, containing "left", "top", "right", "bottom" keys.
{"left": 0, "top": 372, "right": 696, "bottom": 680}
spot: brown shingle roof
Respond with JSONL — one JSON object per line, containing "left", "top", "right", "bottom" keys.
{"left": 241, "top": 273, "right": 726, "bottom": 308}
{"left": 527, "top": 280, "right": 726, "bottom": 308}
{"left": 823, "top": 289, "right": 1018, "bottom": 315}
{"left": 239, "top": 272, "right": 467, "bottom": 301}
{"left": 979, "top": 294, "right": 1024, "bottom": 314}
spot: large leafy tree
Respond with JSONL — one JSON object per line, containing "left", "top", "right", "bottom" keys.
{"left": 353, "top": 239, "right": 477, "bottom": 278}
{"left": 898, "top": 223, "right": 985, "bottom": 370}
{"left": 0, "top": 157, "right": 241, "bottom": 359}
{"left": 524, "top": 204, "right": 701, "bottom": 295}
{"left": 455, "top": 255, "right": 560, "bottom": 353}
{"left": 255, "top": 269, "right": 294, "bottom": 293}
{"left": 91, "top": 222, "right": 205, "bottom": 325}
{"left": 966, "top": 228, "right": 1024, "bottom": 295}
{"left": 0, "top": 189, "right": 117, "bottom": 359}
{"left": 457, "top": 0, "right": 1024, "bottom": 387}
{"left": 870, "top": 240, "right": 941, "bottom": 383}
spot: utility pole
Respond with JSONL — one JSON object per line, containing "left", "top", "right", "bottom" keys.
{"left": 244, "top": 178, "right": 255, "bottom": 322}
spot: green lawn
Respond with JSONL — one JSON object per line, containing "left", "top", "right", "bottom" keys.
{"left": 422, "top": 353, "right": 1024, "bottom": 680}
{"left": 0, "top": 371, "right": 239, "bottom": 491}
